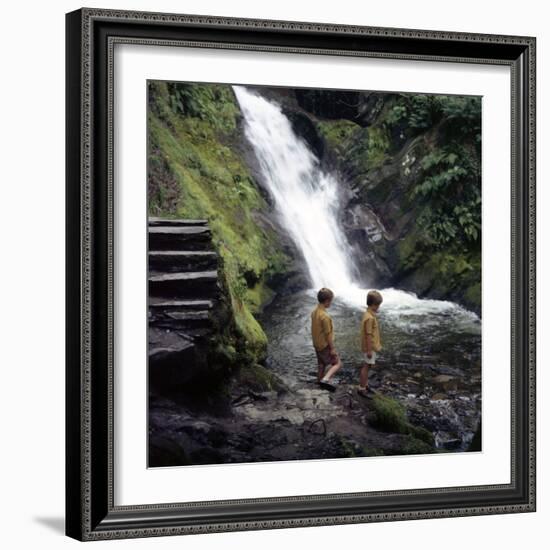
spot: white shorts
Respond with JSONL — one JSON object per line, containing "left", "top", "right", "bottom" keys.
{"left": 363, "top": 351, "right": 377, "bottom": 365}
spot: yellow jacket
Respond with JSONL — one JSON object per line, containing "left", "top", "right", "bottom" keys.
{"left": 361, "top": 307, "right": 382, "bottom": 352}
{"left": 311, "top": 304, "right": 334, "bottom": 352}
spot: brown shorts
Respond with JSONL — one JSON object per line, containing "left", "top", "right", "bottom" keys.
{"left": 316, "top": 346, "right": 339, "bottom": 367}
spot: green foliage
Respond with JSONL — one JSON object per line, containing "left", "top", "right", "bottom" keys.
{"left": 316, "top": 119, "right": 361, "bottom": 151}
{"left": 402, "top": 95, "right": 482, "bottom": 249}
{"left": 439, "top": 96, "right": 482, "bottom": 141}
{"left": 408, "top": 95, "right": 441, "bottom": 130}
{"left": 385, "top": 104, "right": 407, "bottom": 126}
{"left": 415, "top": 144, "right": 481, "bottom": 247}
{"left": 386, "top": 93, "right": 481, "bottom": 138}
{"left": 386, "top": 95, "right": 437, "bottom": 130}
{"left": 164, "top": 81, "right": 240, "bottom": 133}
{"left": 317, "top": 120, "right": 390, "bottom": 170}
{"left": 365, "top": 126, "right": 391, "bottom": 170}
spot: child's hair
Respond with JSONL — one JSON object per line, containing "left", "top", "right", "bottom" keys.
{"left": 317, "top": 287, "right": 334, "bottom": 303}
{"left": 367, "top": 290, "right": 383, "bottom": 306}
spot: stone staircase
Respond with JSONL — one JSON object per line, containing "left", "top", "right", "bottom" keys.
{"left": 148, "top": 217, "right": 220, "bottom": 388}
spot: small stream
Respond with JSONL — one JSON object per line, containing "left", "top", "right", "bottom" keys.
{"left": 260, "top": 289, "right": 481, "bottom": 451}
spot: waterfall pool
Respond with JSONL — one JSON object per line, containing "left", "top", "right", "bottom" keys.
{"left": 259, "top": 289, "right": 482, "bottom": 451}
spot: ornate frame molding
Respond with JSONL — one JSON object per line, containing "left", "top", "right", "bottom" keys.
{"left": 66, "top": 7, "right": 536, "bottom": 541}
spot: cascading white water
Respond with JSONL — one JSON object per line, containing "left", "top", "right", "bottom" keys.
{"left": 233, "top": 85, "right": 355, "bottom": 292}
{"left": 233, "top": 85, "right": 479, "bottom": 321}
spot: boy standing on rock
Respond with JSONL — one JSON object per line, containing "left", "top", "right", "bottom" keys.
{"left": 358, "top": 290, "right": 383, "bottom": 397}
{"left": 311, "top": 287, "right": 342, "bottom": 391}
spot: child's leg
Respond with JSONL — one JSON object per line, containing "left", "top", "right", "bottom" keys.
{"left": 322, "top": 356, "right": 342, "bottom": 381}
{"left": 359, "top": 364, "right": 369, "bottom": 389}
{"left": 317, "top": 363, "right": 325, "bottom": 382}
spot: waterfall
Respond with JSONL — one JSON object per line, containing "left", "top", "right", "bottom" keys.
{"left": 233, "top": 85, "right": 479, "bottom": 320}
{"left": 233, "top": 85, "right": 357, "bottom": 293}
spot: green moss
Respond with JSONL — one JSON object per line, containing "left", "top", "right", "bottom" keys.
{"left": 239, "top": 363, "right": 284, "bottom": 392}
{"left": 464, "top": 281, "right": 481, "bottom": 311}
{"left": 316, "top": 119, "right": 361, "bottom": 154}
{"left": 148, "top": 81, "right": 291, "bottom": 363}
{"left": 370, "top": 394, "right": 410, "bottom": 434}
{"left": 361, "top": 447, "right": 385, "bottom": 457}
{"left": 400, "top": 436, "right": 437, "bottom": 455}
{"left": 338, "top": 436, "right": 359, "bottom": 458}
{"left": 396, "top": 232, "right": 425, "bottom": 271}
{"left": 246, "top": 282, "right": 275, "bottom": 314}
{"left": 370, "top": 395, "right": 435, "bottom": 451}
{"left": 409, "top": 425, "right": 435, "bottom": 446}
{"left": 395, "top": 226, "right": 481, "bottom": 311}
{"left": 231, "top": 296, "right": 268, "bottom": 361}
{"left": 317, "top": 120, "right": 390, "bottom": 172}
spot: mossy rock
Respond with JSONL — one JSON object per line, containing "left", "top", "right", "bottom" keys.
{"left": 409, "top": 425, "right": 435, "bottom": 446}
{"left": 370, "top": 394, "right": 435, "bottom": 449}
{"left": 238, "top": 363, "right": 285, "bottom": 393}
{"left": 361, "top": 447, "right": 385, "bottom": 457}
{"left": 370, "top": 394, "right": 410, "bottom": 434}
{"left": 463, "top": 281, "right": 481, "bottom": 313}
{"left": 316, "top": 119, "right": 362, "bottom": 156}
{"left": 400, "top": 435, "right": 437, "bottom": 455}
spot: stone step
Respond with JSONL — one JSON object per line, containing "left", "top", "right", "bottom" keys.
{"left": 149, "top": 310, "right": 212, "bottom": 330}
{"left": 148, "top": 298, "right": 214, "bottom": 311}
{"left": 148, "top": 328, "right": 197, "bottom": 386}
{"left": 149, "top": 271, "right": 219, "bottom": 298}
{"left": 148, "top": 250, "right": 218, "bottom": 272}
{"left": 148, "top": 217, "right": 208, "bottom": 227}
{"left": 148, "top": 226, "right": 212, "bottom": 251}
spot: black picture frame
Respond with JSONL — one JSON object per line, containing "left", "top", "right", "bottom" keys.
{"left": 65, "top": 7, "right": 536, "bottom": 541}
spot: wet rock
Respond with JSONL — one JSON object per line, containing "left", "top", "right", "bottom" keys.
{"left": 149, "top": 271, "right": 219, "bottom": 299}
{"left": 149, "top": 434, "right": 190, "bottom": 467}
{"left": 431, "top": 393, "right": 448, "bottom": 401}
{"left": 149, "top": 250, "right": 218, "bottom": 272}
{"left": 441, "top": 438, "right": 463, "bottom": 450}
{"left": 148, "top": 225, "right": 213, "bottom": 251}
{"left": 433, "top": 374, "right": 459, "bottom": 391}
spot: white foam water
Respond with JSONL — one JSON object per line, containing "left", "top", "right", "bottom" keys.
{"left": 233, "top": 85, "right": 479, "bottom": 324}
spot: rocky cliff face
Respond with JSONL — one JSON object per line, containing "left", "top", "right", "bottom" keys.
{"left": 253, "top": 86, "right": 482, "bottom": 314}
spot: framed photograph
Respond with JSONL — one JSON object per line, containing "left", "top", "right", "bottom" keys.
{"left": 65, "top": 7, "right": 536, "bottom": 541}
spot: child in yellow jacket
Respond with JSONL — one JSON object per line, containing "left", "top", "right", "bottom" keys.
{"left": 311, "top": 287, "right": 342, "bottom": 390}
{"left": 358, "top": 290, "right": 383, "bottom": 396}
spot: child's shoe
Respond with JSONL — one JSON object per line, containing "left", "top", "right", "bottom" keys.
{"left": 319, "top": 378, "right": 337, "bottom": 392}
